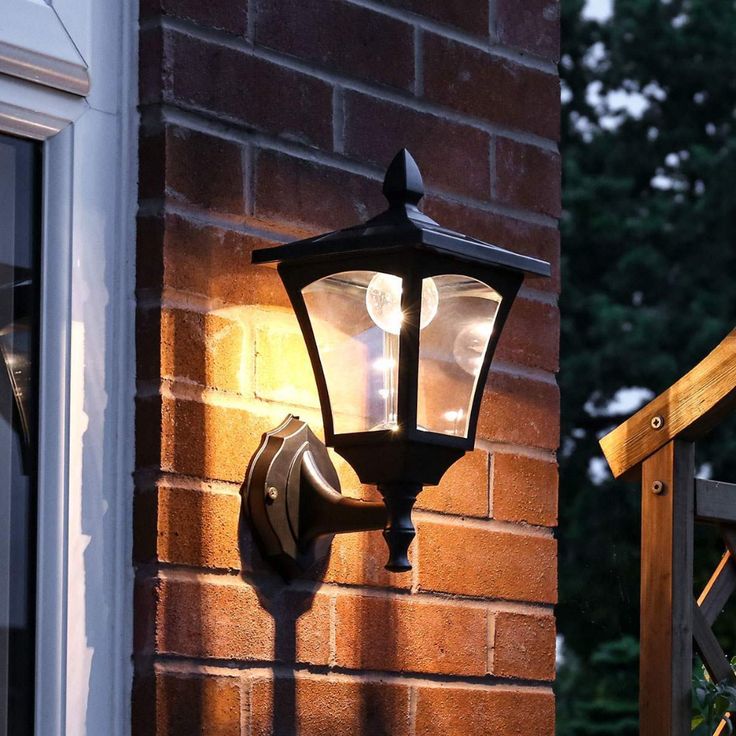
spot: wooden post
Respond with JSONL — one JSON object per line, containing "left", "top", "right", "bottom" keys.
{"left": 599, "top": 330, "right": 736, "bottom": 734}
{"left": 640, "top": 440, "right": 694, "bottom": 736}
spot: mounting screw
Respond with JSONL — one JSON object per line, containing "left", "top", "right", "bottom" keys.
{"left": 265, "top": 486, "right": 279, "bottom": 502}
{"left": 651, "top": 415, "right": 665, "bottom": 430}
{"left": 652, "top": 480, "right": 666, "bottom": 495}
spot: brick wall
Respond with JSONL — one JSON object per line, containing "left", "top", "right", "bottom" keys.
{"left": 134, "top": 1, "right": 561, "bottom": 734}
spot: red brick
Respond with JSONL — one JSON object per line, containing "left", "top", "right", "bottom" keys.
{"left": 134, "top": 482, "right": 406, "bottom": 586}
{"left": 140, "top": 126, "right": 246, "bottom": 217}
{"left": 141, "top": 0, "right": 248, "bottom": 36}
{"left": 334, "top": 593, "right": 488, "bottom": 675}
{"left": 496, "top": 297, "right": 560, "bottom": 372}
{"left": 418, "top": 449, "right": 489, "bottom": 517}
{"left": 491, "top": 452, "right": 558, "bottom": 527}
{"left": 136, "top": 308, "right": 162, "bottom": 384}
{"left": 251, "top": 675, "right": 411, "bottom": 736}
{"left": 479, "top": 372, "right": 560, "bottom": 450}
{"left": 156, "top": 304, "right": 314, "bottom": 409}
{"left": 255, "top": 0, "right": 414, "bottom": 91}
{"left": 136, "top": 216, "right": 165, "bottom": 294}
{"left": 158, "top": 396, "right": 312, "bottom": 483}
{"left": 134, "top": 578, "right": 158, "bottom": 655}
{"left": 134, "top": 490, "right": 158, "bottom": 564}
{"left": 251, "top": 310, "right": 322, "bottom": 408}
{"left": 319, "top": 531, "right": 413, "bottom": 589}
{"left": 135, "top": 395, "right": 163, "bottom": 471}
{"left": 492, "top": 610, "right": 556, "bottom": 681}
{"left": 165, "top": 30, "right": 333, "bottom": 148}
{"left": 139, "top": 130, "right": 165, "bottom": 203}
{"left": 423, "top": 34, "right": 559, "bottom": 140}
{"left": 331, "top": 452, "right": 373, "bottom": 502}
{"left": 138, "top": 214, "right": 288, "bottom": 307}
{"left": 139, "top": 27, "right": 165, "bottom": 107}
{"left": 424, "top": 198, "right": 561, "bottom": 293}
{"left": 343, "top": 91, "right": 491, "bottom": 200}
{"left": 135, "top": 486, "right": 241, "bottom": 570}
{"left": 164, "top": 126, "right": 245, "bottom": 215}
{"left": 137, "top": 382, "right": 312, "bottom": 489}
{"left": 158, "top": 308, "right": 247, "bottom": 394}
{"left": 132, "top": 671, "right": 241, "bottom": 736}
{"left": 131, "top": 671, "right": 156, "bottom": 736}
{"left": 495, "top": 137, "right": 561, "bottom": 217}
{"left": 415, "top": 685, "right": 555, "bottom": 735}
{"left": 254, "top": 150, "right": 383, "bottom": 233}
{"left": 496, "top": 0, "right": 561, "bottom": 62}
{"left": 381, "top": 0, "right": 489, "bottom": 37}
{"left": 417, "top": 519, "right": 557, "bottom": 603}
{"left": 150, "top": 574, "right": 331, "bottom": 664}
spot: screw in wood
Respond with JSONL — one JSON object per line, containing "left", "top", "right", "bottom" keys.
{"left": 652, "top": 480, "right": 665, "bottom": 495}
{"left": 266, "top": 486, "right": 279, "bottom": 502}
{"left": 651, "top": 415, "right": 665, "bottom": 430}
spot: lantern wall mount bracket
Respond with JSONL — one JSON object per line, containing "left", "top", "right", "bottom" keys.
{"left": 242, "top": 149, "right": 551, "bottom": 580}
{"left": 244, "top": 415, "right": 391, "bottom": 579}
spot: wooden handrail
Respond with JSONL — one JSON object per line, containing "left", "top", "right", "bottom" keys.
{"left": 600, "top": 329, "right": 736, "bottom": 479}
{"left": 599, "top": 328, "right": 736, "bottom": 735}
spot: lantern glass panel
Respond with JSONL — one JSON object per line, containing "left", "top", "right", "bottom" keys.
{"left": 417, "top": 275, "right": 502, "bottom": 437}
{"left": 302, "top": 270, "right": 405, "bottom": 435}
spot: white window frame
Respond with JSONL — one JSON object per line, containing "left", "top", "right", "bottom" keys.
{"left": 0, "top": 1, "right": 136, "bottom": 734}
{"left": 0, "top": 0, "right": 89, "bottom": 97}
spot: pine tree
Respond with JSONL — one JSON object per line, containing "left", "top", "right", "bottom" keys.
{"left": 558, "top": 1, "right": 736, "bottom": 731}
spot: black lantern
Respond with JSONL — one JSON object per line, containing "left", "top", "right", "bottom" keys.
{"left": 243, "top": 150, "right": 550, "bottom": 578}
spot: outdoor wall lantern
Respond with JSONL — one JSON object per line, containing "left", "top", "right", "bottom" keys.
{"left": 243, "top": 150, "right": 550, "bottom": 578}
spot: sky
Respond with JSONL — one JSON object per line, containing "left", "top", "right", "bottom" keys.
{"left": 582, "top": 0, "right": 614, "bottom": 22}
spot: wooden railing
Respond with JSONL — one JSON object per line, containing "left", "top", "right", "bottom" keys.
{"left": 600, "top": 329, "right": 736, "bottom": 736}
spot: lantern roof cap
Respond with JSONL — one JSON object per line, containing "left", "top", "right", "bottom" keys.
{"left": 382, "top": 148, "right": 424, "bottom": 207}
{"left": 252, "top": 149, "right": 551, "bottom": 278}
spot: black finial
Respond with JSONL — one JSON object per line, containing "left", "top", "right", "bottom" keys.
{"left": 382, "top": 149, "right": 424, "bottom": 208}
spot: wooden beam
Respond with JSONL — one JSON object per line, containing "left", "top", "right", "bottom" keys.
{"left": 639, "top": 441, "right": 694, "bottom": 736}
{"left": 697, "top": 550, "right": 736, "bottom": 626}
{"left": 722, "top": 526, "right": 736, "bottom": 558}
{"left": 699, "top": 533, "right": 736, "bottom": 735}
{"left": 714, "top": 717, "right": 731, "bottom": 736}
{"left": 693, "top": 602, "right": 735, "bottom": 684}
{"left": 696, "top": 479, "right": 736, "bottom": 524}
{"left": 600, "top": 329, "right": 736, "bottom": 479}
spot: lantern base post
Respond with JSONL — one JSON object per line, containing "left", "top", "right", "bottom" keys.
{"left": 379, "top": 483, "right": 421, "bottom": 572}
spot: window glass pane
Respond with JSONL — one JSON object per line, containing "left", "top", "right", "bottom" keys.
{"left": 417, "top": 275, "right": 501, "bottom": 437}
{"left": 0, "top": 133, "right": 41, "bottom": 736}
{"left": 302, "top": 271, "right": 402, "bottom": 434}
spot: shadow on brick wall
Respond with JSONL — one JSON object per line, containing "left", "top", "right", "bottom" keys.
{"left": 240, "top": 516, "right": 328, "bottom": 736}
{"left": 239, "top": 515, "right": 400, "bottom": 733}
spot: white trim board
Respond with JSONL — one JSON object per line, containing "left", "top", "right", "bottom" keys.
{"left": 0, "top": 0, "right": 136, "bottom": 733}
{"left": 0, "top": 1, "right": 89, "bottom": 96}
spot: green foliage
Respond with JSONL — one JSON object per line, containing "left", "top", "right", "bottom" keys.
{"left": 557, "top": 636, "right": 639, "bottom": 735}
{"left": 692, "top": 660, "right": 736, "bottom": 735}
{"left": 558, "top": 0, "right": 736, "bottom": 732}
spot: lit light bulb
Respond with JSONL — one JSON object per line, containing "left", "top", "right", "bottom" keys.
{"left": 365, "top": 273, "right": 439, "bottom": 334}
{"left": 443, "top": 409, "right": 464, "bottom": 423}
{"left": 453, "top": 321, "right": 493, "bottom": 375}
